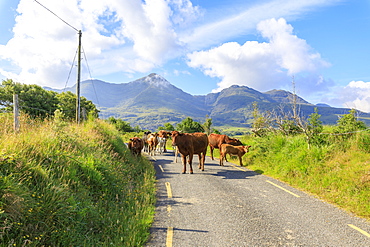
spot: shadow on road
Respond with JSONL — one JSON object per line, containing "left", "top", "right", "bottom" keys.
{"left": 212, "top": 168, "right": 260, "bottom": 179}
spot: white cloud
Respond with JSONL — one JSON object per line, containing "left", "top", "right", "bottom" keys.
{"left": 187, "top": 18, "right": 330, "bottom": 93}
{"left": 0, "top": 0, "right": 199, "bottom": 87}
{"left": 182, "top": 0, "right": 342, "bottom": 50}
{"left": 257, "top": 18, "right": 329, "bottom": 74}
{"left": 0, "top": 0, "right": 343, "bottom": 90}
{"left": 341, "top": 81, "right": 370, "bottom": 112}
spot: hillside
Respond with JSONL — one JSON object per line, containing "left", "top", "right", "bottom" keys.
{"left": 49, "top": 73, "right": 370, "bottom": 130}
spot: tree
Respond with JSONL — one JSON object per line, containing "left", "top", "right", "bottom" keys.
{"left": 0, "top": 79, "right": 16, "bottom": 110}
{"left": 0, "top": 79, "right": 59, "bottom": 118}
{"left": 305, "top": 107, "right": 324, "bottom": 146}
{"left": 213, "top": 129, "right": 221, "bottom": 134}
{"left": 176, "top": 117, "right": 204, "bottom": 133}
{"left": 251, "top": 102, "right": 272, "bottom": 137}
{"left": 106, "top": 117, "right": 134, "bottom": 132}
{"left": 0, "top": 79, "right": 99, "bottom": 121}
{"left": 158, "top": 123, "right": 175, "bottom": 131}
{"left": 307, "top": 108, "right": 323, "bottom": 134}
{"left": 56, "top": 91, "right": 99, "bottom": 121}
{"left": 203, "top": 116, "right": 212, "bottom": 135}
{"left": 335, "top": 109, "right": 367, "bottom": 139}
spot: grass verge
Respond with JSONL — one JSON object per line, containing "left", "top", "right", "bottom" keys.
{"left": 0, "top": 115, "right": 156, "bottom": 246}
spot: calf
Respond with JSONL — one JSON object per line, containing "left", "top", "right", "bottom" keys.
{"left": 219, "top": 144, "right": 251, "bottom": 166}
{"left": 171, "top": 131, "right": 208, "bottom": 174}
{"left": 208, "top": 133, "right": 242, "bottom": 161}
{"left": 128, "top": 137, "right": 144, "bottom": 156}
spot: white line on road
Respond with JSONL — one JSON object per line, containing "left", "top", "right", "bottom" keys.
{"left": 166, "top": 227, "right": 173, "bottom": 247}
{"left": 158, "top": 165, "right": 164, "bottom": 172}
{"left": 266, "top": 180, "right": 300, "bottom": 198}
{"left": 230, "top": 164, "right": 248, "bottom": 171}
{"left": 165, "top": 182, "right": 173, "bottom": 198}
{"left": 348, "top": 224, "right": 370, "bottom": 238}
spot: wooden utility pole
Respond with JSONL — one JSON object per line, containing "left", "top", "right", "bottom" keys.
{"left": 13, "top": 94, "right": 20, "bottom": 132}
{"left": 76, "top": 30, "right": 82, "bottom": 123}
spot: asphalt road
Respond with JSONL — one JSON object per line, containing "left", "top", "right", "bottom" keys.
{"left": 145, "top": 151, "right": 370, "bottom": 247}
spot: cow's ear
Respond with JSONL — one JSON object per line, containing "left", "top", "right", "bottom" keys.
{"left": 130, "top": 138, "right": 134, "bottom": 141}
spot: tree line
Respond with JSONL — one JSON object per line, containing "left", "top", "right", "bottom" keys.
{"left": 107, "top": 116, "right": 217, "bottom": 134}
{"left": 0, "top": 79, "right": 99, "bottom": 121}
{"left": 251, "top": 101, "right": 368, "bottom": 147}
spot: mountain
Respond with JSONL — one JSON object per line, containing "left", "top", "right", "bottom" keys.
{"left": 48, "top": 73, "right": 370, "bottom": 130}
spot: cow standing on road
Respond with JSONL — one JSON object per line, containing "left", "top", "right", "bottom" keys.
{"left": 147, "top": 133, "right": 159, "bottom": 156}
{"left": 142, "top": 131, "right": 151, "bottom": 153}
{"left": 157, "top": 130, "right": 171, "bottom": 154}
{"left": 208, "top": 133, "right": 242, "bottom": 161}
{"left": 128, "top": 137, "right": 144, "bottom": 156}
{"left": 171, "top": 131, "right": 208, "bottom": 174}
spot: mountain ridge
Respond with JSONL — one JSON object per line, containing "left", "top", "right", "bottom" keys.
{"left": 46, "top": 73, "right": 370, "bottom": 130}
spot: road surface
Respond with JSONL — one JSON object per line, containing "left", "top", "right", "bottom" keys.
{"left": 145, "top": 151, "right": 370, "bottom": 246}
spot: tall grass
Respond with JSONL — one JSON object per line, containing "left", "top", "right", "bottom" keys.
{"left": 240, "top": 130, "right": 370, "bottom": 220}
{"left": 0, "top": 114, "right": 156, "bottom": 246}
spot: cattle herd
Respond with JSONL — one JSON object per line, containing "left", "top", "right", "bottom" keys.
{"left": 128, "top": 130, "right": 251, "bottom": 174}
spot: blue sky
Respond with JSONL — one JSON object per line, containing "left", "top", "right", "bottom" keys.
{"left": 1, "top": 0, "right": 370, "bottom": 112}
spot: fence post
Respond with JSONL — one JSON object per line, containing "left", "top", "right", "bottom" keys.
{"left": 13, "top": 94, "right": 20, "bottom": 132}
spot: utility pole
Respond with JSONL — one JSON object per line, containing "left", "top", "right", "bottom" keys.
{"left": 76, "top": 30, "right": 82, "bottom": 123}
{"left": 33, "top": 1, "right": 83, "bottom": 123}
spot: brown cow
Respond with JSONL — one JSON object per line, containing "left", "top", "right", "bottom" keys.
{"left": 208, "top": 133, "right": 242, "bottom": 161}
{"left": 147, "top": 133, "right": 159, "bottom": 156}
{"left": 128, "top": 137, "right": 144, "bottom": 156}
{"left": 219, "top": 144, "right": 251, "bottom": 166}
{"left": 171, "top": 131, "right": 208, "bottom": 174}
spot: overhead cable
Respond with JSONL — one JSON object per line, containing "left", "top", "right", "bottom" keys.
{"left": 63, "top": 48, "right": 78, "bottom": 92}
{"left": 82, "top": 46, "right": 101, "bottom": 108}
{"left": 34, "top": 0, "right": 79, "bottom": 32}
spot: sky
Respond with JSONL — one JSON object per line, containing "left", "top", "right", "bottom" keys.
{"left": 1, "top": 0, "right": 370, "bottom": 112}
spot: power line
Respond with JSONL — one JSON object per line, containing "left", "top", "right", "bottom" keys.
{"left": 33, "top": 0, "right": 79, "bottom": 32}
{"left": 63, "top": 48, "right": 78, "bottom": 92}
{"left": 82, "top": 46, "right": 101, "bottom": 107}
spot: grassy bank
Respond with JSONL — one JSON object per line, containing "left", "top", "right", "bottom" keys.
{"left": 0, "top": 115, "right": 156, "bottom": 246}
{"left": 236, "top": 130, "right": 370, "bottom": 220}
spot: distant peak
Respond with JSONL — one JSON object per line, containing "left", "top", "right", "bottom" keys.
{"left": 144, "top": 73, "right": 171, "bottom": 87}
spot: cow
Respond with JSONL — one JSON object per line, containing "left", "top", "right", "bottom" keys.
{"left": 208, "top": 133, "right": 243, "bottom": 161}
{"left": 171, "top": 131, "right": 208, "bottom": 174}
{"left": 157, "top": 130, "right": 171, "bottom": 153}
{"left": 147, "top": 133, "right": 159, "bottom": 156}
{"left": 128, "top": 137, "right": 144, "bottom": 156}
{"left": 157, "top": 136, "right": 166, "bottom": 154}
{"left": 219, "top": 144, "right": 251, "bottom": 166}
{"left": 142, "top": 131, "right": 151, "bottom": 153}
